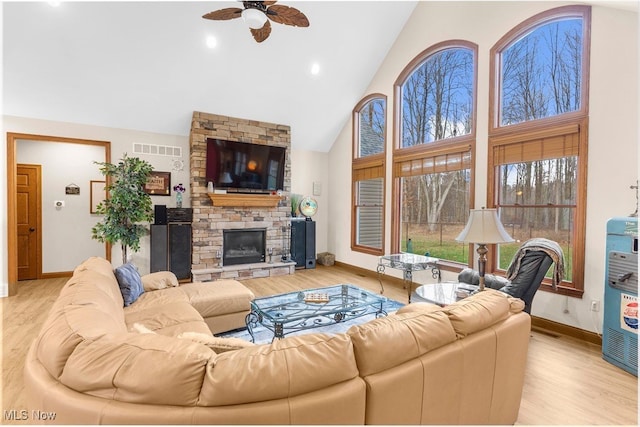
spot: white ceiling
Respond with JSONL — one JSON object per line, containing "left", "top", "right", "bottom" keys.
{"left": 3, "top": 1, "right": 418, "bottom": 152}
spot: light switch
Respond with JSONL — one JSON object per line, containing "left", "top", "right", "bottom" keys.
{"left": 313, "top": 181, "right": 321, "bottom": 196}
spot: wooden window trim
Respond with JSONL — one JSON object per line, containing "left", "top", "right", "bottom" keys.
{"left": 488, "top": 3, "right": 590, "bottom": 298}
{"left": 352, "top": 94, "right": 387, "bottom": 256}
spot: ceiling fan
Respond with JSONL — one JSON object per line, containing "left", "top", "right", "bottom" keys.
{"left": 203, "top": 1, "right": 310, "bottom": 43}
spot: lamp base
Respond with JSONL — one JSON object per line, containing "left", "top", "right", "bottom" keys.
{"left": 476, "top": 243, "right": 488, "bottom": 292}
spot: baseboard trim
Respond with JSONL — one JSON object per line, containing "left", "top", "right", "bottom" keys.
{"left": 334, "top": 260, "right": 406, "bottom": 287}
{"left": 333, "top": 261, "right": 602, "bottom": 347}
{"left": 531, "top": 316, "right": 602, "bottom": 346}
{"left": 40, "top": 271, "right": 73, "bottom": 279}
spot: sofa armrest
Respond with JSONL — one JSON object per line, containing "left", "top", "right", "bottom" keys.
{"left": 140, "top": 271, "right": 179, "bottom": 291}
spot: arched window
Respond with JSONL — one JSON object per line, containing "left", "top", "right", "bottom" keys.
{"left": 352, "top": 94, "right": 386, "bottom": 255}
{"left": 489, "top": 6, "right": 590, "bottom": 297}
{"left": 393, "top": 41, "right": 477, "bottom": 266}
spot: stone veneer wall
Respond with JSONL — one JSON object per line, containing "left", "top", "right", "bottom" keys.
{"left": 189, "top": 111, "right": 293, "bottom": 281}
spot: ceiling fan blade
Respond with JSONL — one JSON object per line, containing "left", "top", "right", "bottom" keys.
{"left": 266, "top": 4, "right": 309, "bottom": 27}
{"left": 250, "top": 20, "right": 272, "bottom": 43}
{"left": 202, "top": 8, "right": 243, "bottom": 21}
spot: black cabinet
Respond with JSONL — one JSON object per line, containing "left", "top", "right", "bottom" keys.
{"left": 291, "top": 219, "right": 316, "bottom": 269}
{"left": 150, "top": 208, "right": 192, "bottom": 281}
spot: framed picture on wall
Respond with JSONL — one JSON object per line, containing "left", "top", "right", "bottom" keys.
{"left": 90, "top": 180, "right": 106, "bottom": 214}
{"left": 144, "top": 171, "right": 171, "bottom": 196}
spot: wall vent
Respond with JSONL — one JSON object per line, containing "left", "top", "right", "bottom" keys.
{"left": 132, "top": 143, "right": 182, "bottom": 158}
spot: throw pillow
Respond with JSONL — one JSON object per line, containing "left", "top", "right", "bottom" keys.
{"left": 114, "top": 263, "right": 145, "bottom": 307}
{"left": 177, "top": 331, "right": 255, "bottom": 353}
{"left": 140, "top": 271, "right": 179, "bottom": 291}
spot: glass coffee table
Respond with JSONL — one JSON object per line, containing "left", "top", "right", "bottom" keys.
{"left": 245, "top": 284, "right": 388, "bottom": 342}
{"left": 377, "top": 253, "right": 441, "bottom": 302}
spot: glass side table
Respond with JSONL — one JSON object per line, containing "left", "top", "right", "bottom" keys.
{"left": 377, "top": 253, "right": 441, "bottom": 302}
{"left": 413, "top": 282, "right": 479, "bottom": 306}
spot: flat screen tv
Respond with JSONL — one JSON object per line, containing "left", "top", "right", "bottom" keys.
{"left": 205, "top": 138, "right": 286, "bottom": 193}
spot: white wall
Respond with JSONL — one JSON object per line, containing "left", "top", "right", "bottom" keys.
{"left": 327, "top": 1, "right": 638, "bottom": 333}
{"left": 1, "top": 116, "right": 330, "bottom": 295}
{"left": 16, "top": 140, "right": 106, "bottom": 272}
{"left": 290, "top": 149, "right": 329, "bottom": 254}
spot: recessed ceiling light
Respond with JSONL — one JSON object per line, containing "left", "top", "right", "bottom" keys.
{"left": 206, "top": 36, "right": 218, "bottom": 49}
{"left": 310, "top": 62, "right": 320, "bottom": 76}
{"left": 49, "top": 1, "right": 61, "bottom": 6}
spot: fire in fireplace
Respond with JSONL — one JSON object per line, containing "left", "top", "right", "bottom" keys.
{"left": 223, "top": 228, "right": 266, "bottom": 266}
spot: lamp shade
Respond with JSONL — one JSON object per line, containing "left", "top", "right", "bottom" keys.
{"left": 455, "top": 208, "right": 515, "bottom": 244}
{"left": 242, "top": 8, "right": 268, "bottom": 29}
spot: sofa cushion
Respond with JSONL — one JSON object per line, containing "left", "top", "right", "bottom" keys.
{"left": 442, "top": 289, "right": 512, "bottom": 338}
{"left": 347, "top": 309, "right": 457, "bottom": 377}
{"left": 35, "top": 287, "right": 128, "bottom": 379}
{"left": 59, "top": 332, "right": 213, "bottom": 406}
{"left": 199, "top": 334, "right": 359, "bottom": 406}
{"left": 72, "top": 257, "right": 124, "bottom": 307}
{"left": 141, "top": 271, "right": 179, "bottom": 291}
{"left": 124, "top": 286, "right": 189, "bottom": 313}
{"left": 114, "top": 263, "right": 144, "bottom": 306}
{"left": 180, "top": 280, "right": 255, "bottom": 318}
{"left": 124, "top": 301, "right": 208, "bottom": 336}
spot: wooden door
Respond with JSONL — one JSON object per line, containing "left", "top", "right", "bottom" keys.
{"left": 17, "top": 164, "right": 41, "bottom": 280}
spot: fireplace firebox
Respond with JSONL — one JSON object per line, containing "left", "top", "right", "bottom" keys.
{"left": 223, "top": 229, "right": 266, "bottom": 266}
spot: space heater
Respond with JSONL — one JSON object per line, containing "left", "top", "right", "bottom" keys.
{"left": 602, "top": 217, "right": 638, "bottom": 376}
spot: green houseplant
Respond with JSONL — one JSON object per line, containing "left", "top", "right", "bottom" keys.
{"left": 91, "top": 154, "right": 154, "bottom": 265}
{"left": 290, "top": 193, "right": 302, "bottom": 217}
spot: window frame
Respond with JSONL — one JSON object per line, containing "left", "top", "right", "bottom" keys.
{"left": 488, "top": 6, "right": 591, "bottom": 297}
{"left": 392, "top": 40, "right": 478, "bottom": 269}
{"left": 352, "top": 93, "right": 387, "bottom": 256}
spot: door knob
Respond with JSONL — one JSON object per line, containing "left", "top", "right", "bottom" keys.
{"left": 29, "top": 228, "right": 35, "bottom": 232}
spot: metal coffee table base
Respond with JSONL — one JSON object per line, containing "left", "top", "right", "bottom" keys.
{"left": 245, "top": 285, "right": 388, "bottom": 343}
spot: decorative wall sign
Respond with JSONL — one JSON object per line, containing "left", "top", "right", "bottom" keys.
{"left": 90, "top": 180, "right": 106, "bottom": 214}
{"left": 144, "top": 171, "right": 171, "bottom": 196}
{"left": 65, "top": 183, "right": 80, "bottom": 195}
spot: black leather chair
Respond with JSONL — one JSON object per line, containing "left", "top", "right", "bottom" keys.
{"left": 458, "top": 242, "right": 557, "bottom": 314}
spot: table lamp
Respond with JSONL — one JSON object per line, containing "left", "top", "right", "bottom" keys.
{"left": 455, "top": 208, "right": 514, "bottom": 291}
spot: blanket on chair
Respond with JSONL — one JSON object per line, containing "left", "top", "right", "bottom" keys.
{"left": 506, "top": 238, "right": 565, "bottom": 289}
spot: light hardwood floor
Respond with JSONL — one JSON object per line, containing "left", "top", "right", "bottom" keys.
{"left": 2, "top": 265, "right": 638, "bottom": 425}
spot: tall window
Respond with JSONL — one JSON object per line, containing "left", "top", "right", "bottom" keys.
{"left": 489, "top": 6, "right": 590, "bottom": 296}
{"left": 393, "top": 41, "right": 477, "bottom": 266}
{"left": 352, "top": 95, "right": 386, "bottom": 255}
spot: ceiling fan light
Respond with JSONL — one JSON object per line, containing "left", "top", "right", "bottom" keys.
{"left": 242, "top": 8, "right": 267, "bottom": 29}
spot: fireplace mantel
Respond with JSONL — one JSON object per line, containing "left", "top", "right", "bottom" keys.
{"left": 208, "top": 193, "right": 283, "bottom": 207}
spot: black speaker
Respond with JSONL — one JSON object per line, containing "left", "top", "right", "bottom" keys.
{"left": 154, "top": 205, "right": 167, "bottom": 225}
{"left": 291, "top": 220, "right": 306, "bottom": 268}
{"left": 150, "top": 225, "right": 168, "bottom": 272}
{"left": 167, "top": 208, "right": 193, "bottom": 223}
{"left": 169, "top": 223, "right": 192, "bottom": 280}
{"left": 305, "top": 220, "right": 316, "bottom": 269}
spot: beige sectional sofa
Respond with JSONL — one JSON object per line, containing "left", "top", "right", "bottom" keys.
{"left": 25, "top": 256, "right": 532, "bottom": 424}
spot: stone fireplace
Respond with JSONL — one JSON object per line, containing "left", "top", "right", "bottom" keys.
{"left": 189, "top": 112, "right": 295, "bottom": 281}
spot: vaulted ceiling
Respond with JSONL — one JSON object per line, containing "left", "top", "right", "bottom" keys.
{"left": 3, "top": 1, "right": 418, "bottom": 152}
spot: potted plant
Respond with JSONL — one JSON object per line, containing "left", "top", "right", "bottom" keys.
{"left": 290, "top": 193, "right": 302, "bottom": 217}
{"left": 91, "top": 154, "right": 154, "bottom": 265}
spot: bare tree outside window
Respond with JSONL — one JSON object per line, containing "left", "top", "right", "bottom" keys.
{"left": 359, "top": 98, "right": 385, "bottom": 157}
{"left": 401, "top": 47, "right": 473, "bottom": 147}
{"left": 501, "top": 18, "right": 582, "bottom": 125}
